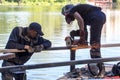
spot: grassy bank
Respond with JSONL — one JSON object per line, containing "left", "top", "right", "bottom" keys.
{"left": 0, "top": 1, "right": 86, "bottom": 6}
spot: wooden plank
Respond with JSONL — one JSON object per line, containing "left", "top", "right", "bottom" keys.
{"left": 0, "top": 56, "right": 120, "bottom": 72}
{"left": 0, "top": 53, "right": 15, "bottom": 60}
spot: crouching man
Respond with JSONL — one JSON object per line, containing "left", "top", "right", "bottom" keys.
{"left": 2, "top": 22, "right": 52, "bottom": 80}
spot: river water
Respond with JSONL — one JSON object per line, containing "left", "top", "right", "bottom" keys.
{"left": 0, "top": 5, "right": 120, "bottom": 80}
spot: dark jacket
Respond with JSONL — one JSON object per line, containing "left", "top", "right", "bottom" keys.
{"left": 4, "top": 27, "right": 52, "bottom": 65}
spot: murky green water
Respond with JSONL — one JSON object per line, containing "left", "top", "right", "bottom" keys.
{"left": 0, "top": 5, "right": 120, "bottom": 80}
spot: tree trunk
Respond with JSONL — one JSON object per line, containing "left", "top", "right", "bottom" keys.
{"left": 0, "top": 0, "right": 2, "bottom": 4}
{"left": 17, "top": 0, "right": 21, "bottom": 6}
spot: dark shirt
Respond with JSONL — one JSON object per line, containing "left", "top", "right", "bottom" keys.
{"left": 69, "top": 4, "right": 102, "bottom": 24}
{"left": 5, "top": 27, "right": 52, "bottom": 65}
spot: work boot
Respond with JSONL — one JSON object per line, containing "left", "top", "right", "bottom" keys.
{"left": 88, "top": 48, "right": 105, "bottom": 77}
{"left": 88, "top": 63, "right": 105, "bottom": 77}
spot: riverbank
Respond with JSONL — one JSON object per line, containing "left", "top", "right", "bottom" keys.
{"left": 0, "top": 1, "right": 79, "bottom": 6}
{"left": 0, "top": 1, "right": 120, "bottom": 10}
{"left": 0, "top": 2, "right": 64, "bottom": 6}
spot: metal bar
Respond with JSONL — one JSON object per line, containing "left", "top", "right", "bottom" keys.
{"left": 0, "top": 49, "right": 25, "bottom": 53}
{"left": 43, "top": 46, "right": 71, "bottom": 50}
{"left": 0, "top": 56, "right": 120, "bottom": 72}
{"left": 0, "top": 46, "right": 71, "bottom": 53}
{"left": 0, "top": 43, "right": 120, "bottom": 60}
{"left": 0, "top": 47, "right": 71, "bottom": 60}
{"left": 71, "top": 43, "right": 120, "bottom": 50}
{"left": 0, "top": 43, "right": 120, "bottom": 53}
{"left": 70, "top": 49, "right": 76, "bottom": 72}
{"left": 101, "top": 43, "right": 120, "bottom": 47}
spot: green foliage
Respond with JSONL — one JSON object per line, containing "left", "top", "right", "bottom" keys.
{"left": 6, "top": 0, "right": 12, "bottom": 2}
{"left": 116, "top": 0, "right": 120, "bottom": 2}
{"left": 113, "top": 0, "right": 117, "bottom": 2}
{"left": 3, "top": 0, "right": 86, "bottom": 5}
{"left": 55, "top": 0, "right": 65, "bottom": 2}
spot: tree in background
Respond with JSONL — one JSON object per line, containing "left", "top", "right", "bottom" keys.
{"left": 0, "top": 0, "right": 2, "bottom": 3}
{"left": 0, "top": 0, "right": 6, "bottom": 4}
{"left": 1, "top": 0, "right": 86, "bottom": 5}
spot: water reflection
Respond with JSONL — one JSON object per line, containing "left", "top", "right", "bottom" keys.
{"left": 104, "top": 9, "right": 120, "bottom": 43}
{"left": 0, "top": 6, "right": 120, "bottom": 80}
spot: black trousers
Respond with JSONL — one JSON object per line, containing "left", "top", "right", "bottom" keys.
{"left": 1, "top": 60, "right": 26, "bottom": 80}
{"left": 70, "top": 10, "right": 106, "bottom": 58}
{"left": 70, "top": 25, "right": 102, "bottom": 58}
{"left": 70, "top": 11, "right": 106, "bottom": 76}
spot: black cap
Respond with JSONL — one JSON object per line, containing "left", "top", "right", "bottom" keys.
{"left": 61, "top": 4, "right": 74, "bottom": 15}
{"left": 29, "top": 22, "right": 44, "bottom": 36}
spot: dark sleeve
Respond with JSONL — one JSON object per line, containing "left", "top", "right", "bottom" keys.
{"left": 38, "top": 37, "right": 52, "bottom": 49}
{"left": 5, "top": 27, "right": 25, "bottom": 49}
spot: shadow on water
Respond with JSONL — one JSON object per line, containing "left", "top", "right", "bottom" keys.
{"left": 0, "top": 5, "right": 120, "bottom": 80}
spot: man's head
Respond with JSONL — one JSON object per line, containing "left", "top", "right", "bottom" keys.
{"left": 61, "top": 4, "right": 74, "bottom": 16}
{"left": 28, "top": 22, "right": 44, "bottom": 38}
{"left": 62, "top": 4, "right": 75, "bottom": 24}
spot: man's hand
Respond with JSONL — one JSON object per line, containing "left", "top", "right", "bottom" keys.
{"left": 77, "top": 30, "right": 87, "bottom": 45}
{"left": 80, "top": 29, "right": 85, "bottom": 38}
{"left": 78, "top": 38, "right": 88, "bottom": 46}
{"left": 24, "top": 45, "right": 34, "bottom": 53}
{"left": 33, "top": 45, "right": 44, "bottom": 52}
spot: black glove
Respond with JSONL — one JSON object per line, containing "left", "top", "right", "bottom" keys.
{"left": 33, "top": 45, "right": 44, "bottom": 52}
